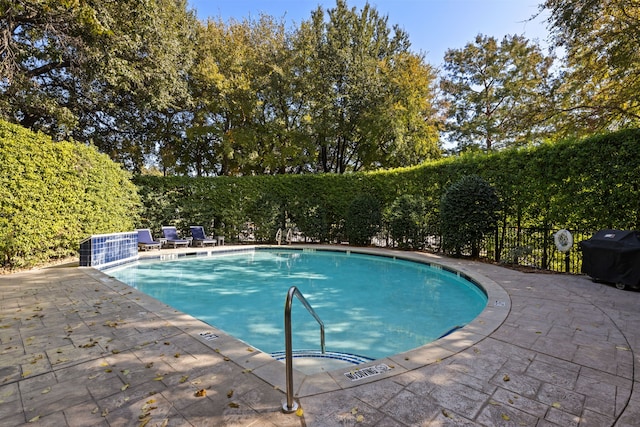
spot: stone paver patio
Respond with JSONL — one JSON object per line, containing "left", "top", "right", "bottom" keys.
{"left": 1, "top": 245, "right": 640, "bottom": 426}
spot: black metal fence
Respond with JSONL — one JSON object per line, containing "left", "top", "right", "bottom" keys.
{"left": 376, "top": 226, "right": 596, "bottom": 274}
{"left": 479, "top": 227, "right": 595, "bottom": 274}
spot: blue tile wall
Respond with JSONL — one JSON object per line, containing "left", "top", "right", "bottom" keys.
{"left": 79, "top": 232, "right": 138, "bottom": 268}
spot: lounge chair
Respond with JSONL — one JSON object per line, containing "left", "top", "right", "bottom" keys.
{"left": 190, "top": 226, "right": 217, "bottom": 247}
{"left": 161, "top": 226, "right": 190, "bottom": 248}
{"left": 137, "top": 229, "right": 161, "bottom": 251}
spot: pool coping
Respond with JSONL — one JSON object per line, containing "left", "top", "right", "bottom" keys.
{"left": 93, "top": 244, "right": 510, "bottom": 399}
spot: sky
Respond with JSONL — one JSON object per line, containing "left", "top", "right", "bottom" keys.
{"left": 186, "top": 0, "right": 551, "bottom": 67}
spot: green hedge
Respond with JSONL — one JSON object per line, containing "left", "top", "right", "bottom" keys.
{"left": 135, "top": 129, "right": 640, "bottom": 244}
{"left": 0, "top": 121, "right": 140, "bottom": 269}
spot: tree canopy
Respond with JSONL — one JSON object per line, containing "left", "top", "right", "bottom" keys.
{"left": 440, "top": 34, "right": 554, "bottom": 151}
{"left": 1, "top": 0, "right": 639, "bottom": 172}
{"left": 542, "top": 0, "right": 640, "bottom": 133}
{"left": 0, "top": 0, "right": 198, "bottom": 170}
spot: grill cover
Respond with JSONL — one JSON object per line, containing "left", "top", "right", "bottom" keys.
{"left": 580, "top": 229, "right": 640, "bottom": 287}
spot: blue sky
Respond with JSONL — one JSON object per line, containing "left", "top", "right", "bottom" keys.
{"left": 186, "top": 0, "right": 550, "bottom": 66}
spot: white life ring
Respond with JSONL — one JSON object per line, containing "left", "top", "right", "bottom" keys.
{"left": 554, "top": 229, "right": 573, "bottom": 252}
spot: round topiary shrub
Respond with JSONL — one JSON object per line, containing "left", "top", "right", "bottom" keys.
{"left": 440, "top": 175, "right": 501, "bottom": 257}
{"left": 345, "top": 194, "right": 382, "bottom": 246}
{"left": 386, "top": 194, "right": 427, "bottom": 249}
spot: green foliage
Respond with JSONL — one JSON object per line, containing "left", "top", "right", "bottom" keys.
{"left": 136, "top": 129, "right": 640, "bottom": 254}
{"left": 345, "top": 194, "right": 382, "bottom": 246}
{"left": 385, "top": 194, "right": 430, "bottom": 249}
{"left": 0, "top": 121, "right": 140, "bottom": 269}
{"left": 440, "top": 175, "right": 501, "bottom": 256}
{"left": 543, "top": 0, "right": 640, "bottom": 133}
{"left": 441, "top": 34, "right": 555, "bottom": 151}
{"left": 0, "top": 0, "right": 198, "bottom": 171}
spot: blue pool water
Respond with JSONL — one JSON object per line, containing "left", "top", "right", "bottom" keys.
{"left": 106, "top": 249, "right": 487, "bottom": 360}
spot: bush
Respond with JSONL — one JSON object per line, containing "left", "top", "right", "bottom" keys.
{"left": 135, "top": 129, "right": 640, "bottom": 250}
{"left": 440, "top": 175, "right": 501, "bottom": 256}
{"left": 345, "top": 194, "right": 382, "bottom": 246}
{"left": 0, "top": 121, "right": 140, "bottom": 269}
{"left": 386, "top": 194, "right": 428, "bottom": 249}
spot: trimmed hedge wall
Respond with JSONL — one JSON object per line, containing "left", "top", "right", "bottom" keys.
{"left": 0, "top": 121, "right": 140, "bottom": 269}
{"left": 135, "top": 129, "right": 640, "bottom": 244}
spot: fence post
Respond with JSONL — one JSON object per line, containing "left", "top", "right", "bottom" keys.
{"left": 542, "top": 227, "right": 549, "bottom": 269}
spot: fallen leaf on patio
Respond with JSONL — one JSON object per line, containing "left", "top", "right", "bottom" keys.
{"left": 145, "top": 362, "right": 154, "bottom": 368}
{"left": 489, "top": 400, "right": 501, "bottom": 406}
{"left": 159, "top": 419, "right": 168, "bottom": 427}
{"left": 100, "top": 362, "right": 109, "bottom": 367}
{"left": 111, "top": 349, "right": 120, "bottom": 354}
{"left": 552, "top": 402, "right": 562, "bottom": 409}
{"left": 227, "top": 390, "right": 234, "bottom": 398}
{"left": 164, "top": 342, "right": 170, "bottom": 345}
{"left": 195, "top": 389, "right": 206, "bottom": 397}
{"left": 179, "top": 375, "right": 189, "bottom": 383}
{"left": 228, "top": 402, "right": 239, "bottom": 408}
{"left": 442, "top": 409, "right": 453, "bottom": 418}
{"left": 121, "top": 384, "right": 130, "bottom": 391}
{"left": 21, "top": 371, "right": 31, "bottom": 378}
{"left": 616, "top": 345, "right": 630, "bottom": 351}
{"left": 242, "top": 369, "right": 252, "bottom": 373}
{"left": 122, "top": 369, "right": 130, "bottom": 376}
{"left": 174, "top": 353, "right": 180, "bottom": 358}
{"left": 41, "top": 387, "right": 51, "bottom": 394}
{"left": 503, "top": 374, "right": 510, "bottom": 382}
{"left": 501, "top": 414, "right": 510, "bottom": 421}
{"left": 102, "top": 408, "right": 109, "bottom": 417}
{"left": 351, "top": 407, "right": 358, "bottom": 415}
{"left": 105, "top": 369, "right": 113, "bottom": 373}
{"left": 28, "top": 415, "right": 40, "bottom": 423}
{"left": 295, "top": 407, "right": 304, "bottom": 417}
{"left": 356, "top": 415, "right": 364, "bottom": 423}
{"left": 154, "top": 375, "right": 164, "bottom": 381}
{"left": 223, "top": 357, "right": 230, "bottom": 361}
{"left": 92, "top": 407, "right": 99, "bottom": 414}
{"left": 247, "top": 347, "right": 254, "bottom": 352}
{"left": 139, "top": 418, "right": 151, "bottom": 427}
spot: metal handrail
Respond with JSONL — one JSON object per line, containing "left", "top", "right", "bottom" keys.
{"left": 282, "top": 286, "right": 325, "bottom": 413}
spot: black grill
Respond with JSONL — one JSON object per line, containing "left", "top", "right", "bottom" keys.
{"left": 579, "top": 229, "right": 640, "bottom": 290}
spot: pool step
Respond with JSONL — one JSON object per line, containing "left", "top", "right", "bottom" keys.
{"left": 270, "top": 350, "right": 374, "bottom": 375}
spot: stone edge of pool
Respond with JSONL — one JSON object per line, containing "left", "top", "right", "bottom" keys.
{"left": 88, "top": 244, "right": 511, "bottom": 400}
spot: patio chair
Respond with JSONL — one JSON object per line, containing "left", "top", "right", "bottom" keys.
{"left": 161, "top": 226, "right": 190, "bottom": 248}
{"left": 137, "top": 229, "right": 161, "bottom": 251}
{"left": 190, "top": 226, "right": 217, "bottom": 247}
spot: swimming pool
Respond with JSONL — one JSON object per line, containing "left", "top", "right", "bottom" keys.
{"left": 106, "top": 248, "right": 487, "bottom": 365}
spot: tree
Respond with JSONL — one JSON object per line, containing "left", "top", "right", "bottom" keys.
{"left": 301, "top": 0, "right": 440, "bottom": 172}
{"left": 0, "top": 0, "right": 197, "bottom": 171}
{"left": 184, "top": 15, "right": 316, "bottom": 176}
{"left": 440, "top": 34, "right": 555, "bottom": 151}
{"left": 542, "top": 0, "right": 640, "bottom": 133}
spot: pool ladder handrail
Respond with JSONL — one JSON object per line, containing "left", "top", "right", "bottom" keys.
{"left": 282, "top": 286, "right": 325, "bottom": 413}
